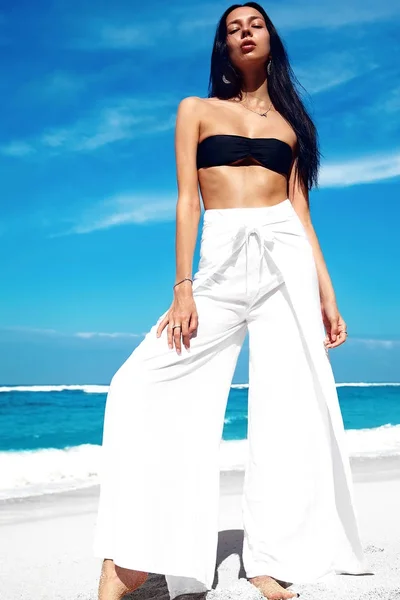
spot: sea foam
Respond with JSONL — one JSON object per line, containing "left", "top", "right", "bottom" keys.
{"left": 2, "top": 382, "right": 400, "bottom": 393}
{"left": 1, "top": 424, "right": 400, "bottom": 500}
{"left": 0, "top": 384, "right": 109, "bottom": 393}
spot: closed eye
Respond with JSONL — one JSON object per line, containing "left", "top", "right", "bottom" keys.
{"left": 229, "top": 25, "right": 263, "bottom": 34}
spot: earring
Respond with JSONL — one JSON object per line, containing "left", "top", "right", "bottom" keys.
{"left": 222, "top": 74, "right": 231, "bottom": 84}
{"left": 267, "top": 59, "right": 272, "bottom": 75}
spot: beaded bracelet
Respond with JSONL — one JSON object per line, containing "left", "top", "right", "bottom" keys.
{"left": 173, "top": 277, "right": 193, "bottom": 289}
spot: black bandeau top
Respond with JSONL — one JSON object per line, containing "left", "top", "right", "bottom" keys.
{"left": 196, "top": 134, "right": 293, "bottom": 175}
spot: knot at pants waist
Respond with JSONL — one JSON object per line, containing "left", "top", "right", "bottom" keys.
{"left": 194, "top": 200, "right": 294, "bottom": 296}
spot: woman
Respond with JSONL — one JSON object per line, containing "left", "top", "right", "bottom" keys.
{"left": 93, "top": 3, "right": 369, "bottom": 599}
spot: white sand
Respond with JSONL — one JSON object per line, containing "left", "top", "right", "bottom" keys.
{"left": 1, "top": 457, "right": 400, "bottom": 600}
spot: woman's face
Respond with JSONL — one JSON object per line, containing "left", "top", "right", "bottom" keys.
{"left": 225, "top": 7, "right": 270, "bottom": 71}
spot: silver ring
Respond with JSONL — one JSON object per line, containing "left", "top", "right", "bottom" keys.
{"left": 172, "top": 325, "right": 181, "bottom": 330}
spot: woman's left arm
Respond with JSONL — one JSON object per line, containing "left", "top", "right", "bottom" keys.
{"left": 288, "top": 158, "right": 348, "bottom": 349}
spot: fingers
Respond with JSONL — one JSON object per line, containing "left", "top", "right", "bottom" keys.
{"left": 167, "top": 321, "right": 174, "bottom": 350}
{"left": 326, "top": 335, "right": 344, "bottom": 349}
{"left": 173, "top": 325, "right": 182, "bottom": 355}
{"left": 166, "top": 320, "right": 184, "bottom": 354}
{"left": 325, "top": 317, "right": 348, "bottom": 349}
{"left": 330, "top": 319, "right": 339, "bottom": 344}
{"left": 156, "top": 306, "right": 199, "bottom": 354}
{"left": 156, "top": 315, "right": 169, "bottom": 338}
{"left": 189, "top": 313, "right": 198, "bottom": 336}
{"left": 334, "top": 319, "right": 348, "bottom": 348}
{"left": 181, "top": 318, "right": 190, "bottom": 351}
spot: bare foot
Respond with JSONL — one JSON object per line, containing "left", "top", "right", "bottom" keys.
{"left": 98, "top": 558, "right": 148, "bottom": 600}
{"left": 248, "top": 575, "right": 299, "bottom": 600}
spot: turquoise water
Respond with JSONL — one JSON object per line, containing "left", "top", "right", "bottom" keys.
{"left": 1, "top": 383, "right": 400, "bottom": 451}
{"left": 1, "top": 383, "right": 400, "bottom": 499}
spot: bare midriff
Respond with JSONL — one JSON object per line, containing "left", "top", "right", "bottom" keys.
{"left": 197, "top": 98, "right": 296, "bottom": 210}
{"left": 198, "top": 160, "right": 289, "bottom": 210}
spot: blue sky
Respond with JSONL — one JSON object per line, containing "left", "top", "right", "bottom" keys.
{"left": 1, "top": 0, "right": 399, "bottom": 385}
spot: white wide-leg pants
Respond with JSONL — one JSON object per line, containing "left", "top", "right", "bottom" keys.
{"left": 93, "top": 199, "right": 369, "bottom": 598}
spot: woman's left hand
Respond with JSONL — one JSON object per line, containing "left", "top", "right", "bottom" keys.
{"left": 321, "top": 300, "right": 348, "bottom": 349}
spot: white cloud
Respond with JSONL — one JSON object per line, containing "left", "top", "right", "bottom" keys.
{"left": 71, "top": 18, "right": 172, "bottom": 50}
{"left": 170, "top": 0, "right": 400, "bottom": 35}
{"left": 1, "top": 97, "right": 176, "bottom": 157}
{"left": 380, "top": 85, "right": 400, "bottom": 114}
{"left": 73, "top": 1, "right": 400, "bottom": 51}
{"left": 1, "top": 141, "right": 35, "bottom": 157}
{"left": 39, "top": 105, "right": 143, "bottom": 152}
{"left": 1, "top": 326, "right": 144, "bottom": 339}
{"left": 75, "top": 331, "right": 143, "bottom": 339}
{"left": 41, "top": 71, "right": 85, "bottom": 97}
{"left": 90, "top": 24, "right": 166, "bottom": 50}
{"left": 40, "top": 129, "right": 71, "bottom": 149}
{"left": 52, "top": 146, "right": 400, "bottom": 236}
{"left": 295, "top": 51, "right": 379, "bottom": 95}
{"left": 4, "top": 327, "right": 399, "bottom": 348}
{"left": 350, "top": 338, "right": 400, "bottom": 349}
{"left": 2, "top": 326, "right": 59, "bottom": 336}
{"left": 53, "top": 193, "right": 177, "bottom": 236}
{"left": 268, "top": 1, "right": 400, "bottom": 31}
{"left": 320, "top": 151, "right": 400, "bottom": 188}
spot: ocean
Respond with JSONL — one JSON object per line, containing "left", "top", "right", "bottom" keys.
{"left": 1, "top": 383, "right": 400, "bottom": 500}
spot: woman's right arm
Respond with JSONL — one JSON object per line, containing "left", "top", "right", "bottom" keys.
{"left": 156, "top": 96, "right": 202, "bottom": 354}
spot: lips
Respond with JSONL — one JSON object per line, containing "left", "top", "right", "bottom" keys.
{"left": 241, "top": 40, "right": 256, "bottom": 49}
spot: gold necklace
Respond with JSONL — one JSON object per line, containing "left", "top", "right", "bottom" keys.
{"left": 239, "top": 100, "right": 273, "bottom": 118}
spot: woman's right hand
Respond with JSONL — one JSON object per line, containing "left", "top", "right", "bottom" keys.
{"left": 156, "top": 284, "right": 198, "bottom": 354}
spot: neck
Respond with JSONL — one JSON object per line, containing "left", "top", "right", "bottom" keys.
{"left": 239, "top": 68, "right": 271, "bottom": 107}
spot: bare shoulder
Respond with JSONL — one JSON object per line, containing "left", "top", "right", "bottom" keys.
{"left": 176, "top": 96, "right": 224, "bottom": 135}
{"left": 178, "top": 96, "right": 215, "bottom": 102}
{"left": 175, "top": 96, "right": 202, "bottom": 126}
{"left": 176, "top": 97, "right": 216, "bottom": 140}
{"left": 177, "top": 96, "right": 222, "bottom": 112}
{"left": 177, "top": 96, "right": 205, "bottom": 110}
{"left": 179, "top": 96, "right": 214, "bottom": 116}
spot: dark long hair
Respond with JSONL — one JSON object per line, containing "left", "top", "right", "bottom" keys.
{"left": 208, "top": 2, "right": 320, "bottom": 195}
